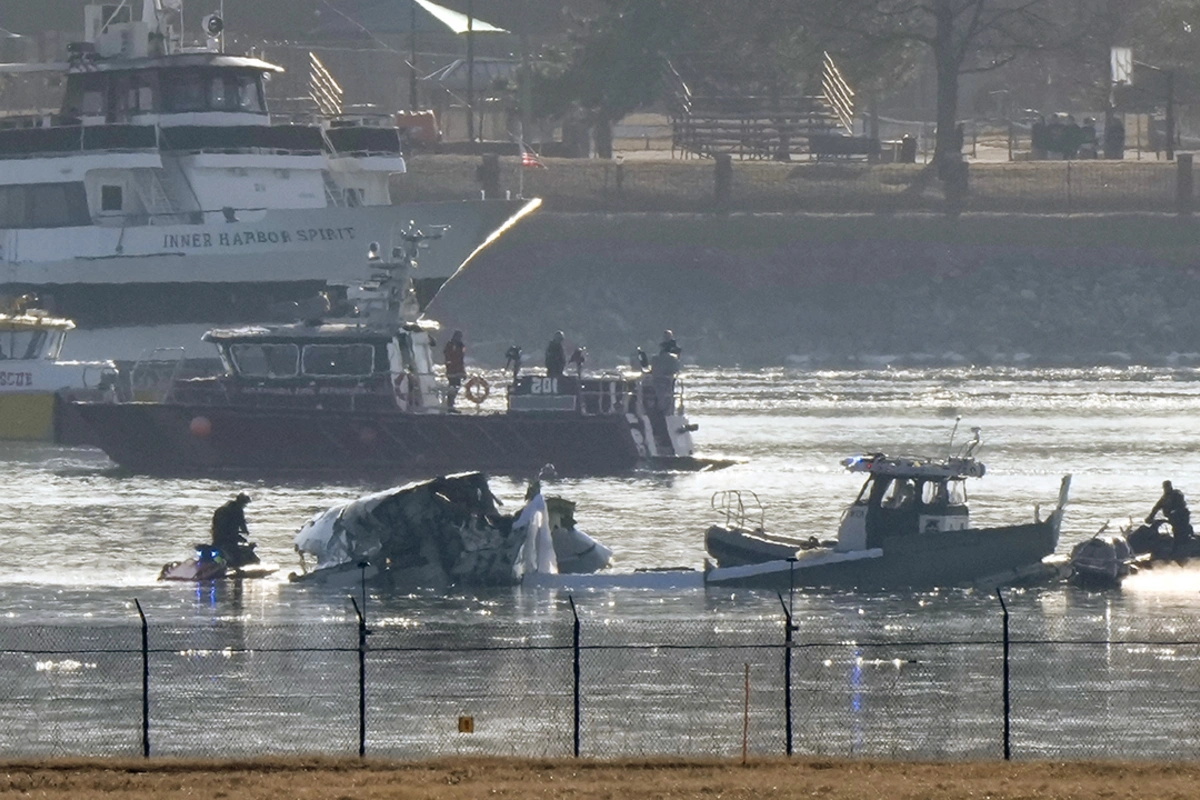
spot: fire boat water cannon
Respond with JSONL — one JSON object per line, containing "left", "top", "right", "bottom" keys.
{"left": 841, "top": 453, "right": 987, "bottom": 480}
{"left": 349, "top": 223, "right": 451, "bottom": 325}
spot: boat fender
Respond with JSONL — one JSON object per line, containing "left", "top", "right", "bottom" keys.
{"left": 189, "top": 416, "right": 212, "bottom": 438}
{"left": 463, "top": 375, "right": 490, "bottom": 404}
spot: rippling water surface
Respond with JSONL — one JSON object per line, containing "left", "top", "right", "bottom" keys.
{"left": 3, "top": 365, "right": 1200, "bottom": 627}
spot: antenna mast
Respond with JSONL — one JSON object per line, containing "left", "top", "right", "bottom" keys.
{"left": 946, "top": 415, "right": 962, "bottom": 457}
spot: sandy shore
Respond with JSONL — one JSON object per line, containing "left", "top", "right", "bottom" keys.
{"left": 1, "top": 757, "right": 1197, "bottom": 799}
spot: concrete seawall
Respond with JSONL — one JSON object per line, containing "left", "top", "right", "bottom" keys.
{"left": 428, "top": 212, "right": 1200, "bottom": 368}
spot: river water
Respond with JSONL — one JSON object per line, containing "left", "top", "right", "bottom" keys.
{"left": 4, "top": 366, "right": 1200, "bottom": 758}
{"left": 4, "top": 365, "right": 1198, "bottom": 611}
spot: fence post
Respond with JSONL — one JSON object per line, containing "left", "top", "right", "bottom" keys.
{"left": 778, "top": 587, "right": 796, "bottom": 756}
{"left": 569, "top": 595, "right": 581, "bottom": 757}
{"left": 714, "top": 153, "right": 732, "bottom": 210}
{"left": 996, "top": 588, "right": 1011, "bottom": 761}
{"left": 351, "top": 596, "right": 367, "bottom": 757}
{"left": 1066, "top": 161, "right": 1072, "bottom": 215}
{"left": 1177, "top": 153, "right": 1194, "bottom": 215}
{"left": 134, "top": 599, "right": 150, "bottom": 758}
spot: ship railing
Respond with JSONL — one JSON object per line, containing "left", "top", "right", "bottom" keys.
{"left": 580, "top": 373, "right": 636, "bottom": 416}
{"left": 500, "top": 373, "right": 687, "bottom": 417}
{"left": 711, "top": 489, "right": 766, "bottom": 532}
{"left": 0, "top": 123, "right": 158, "bottom": 159}
{"left": 101, "top": 205, "right": 275, "bottom": 226}
{"left": 632, "top": 375, "right": 686, "bottom": 417}
{"left": 105, "top": 210, "right": 201, "bottom": 226}
{"left": 155, "top": 123, "right": 325, "bottom": 156}
{"left": 582, "top": 375, "right": 686, "bottom": 416}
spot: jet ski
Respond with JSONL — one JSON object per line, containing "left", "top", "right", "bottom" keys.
{"left": 158, "top": 543, "right": 278, "bottom": 582}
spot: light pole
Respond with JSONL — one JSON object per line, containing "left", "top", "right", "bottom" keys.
{"left": 1166, "top": 68, "right": 1176, "bottom": 161}
{"left": 466, "top": 0, "right": 475, "bottom": 142}
{"left": 409, "top": 0, "right": 418, "bottom": 111}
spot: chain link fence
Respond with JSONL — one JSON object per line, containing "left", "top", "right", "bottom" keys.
{"left": 396, "top": 154, "right": 1189, "bottom": 215}
{"left": 4, "top": 595, "right": 1200, "bottom": 760}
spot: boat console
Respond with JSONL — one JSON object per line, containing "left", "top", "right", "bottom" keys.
{"left": 838, "top": 452, "right": 981, "bottom": 550}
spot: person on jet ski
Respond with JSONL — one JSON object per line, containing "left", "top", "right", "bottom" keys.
{"left": 211, "top": 492, "right": 260, "bottom": 568}
{"left": 1147, "top": 480, "right": 1193, "bottom": 552}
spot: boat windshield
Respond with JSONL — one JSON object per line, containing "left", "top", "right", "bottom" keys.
{"left": 301, "top": 343, "right": 375, "bottom": 377}
{"left": 880, "top": 478, "right": 917, "bottom": 509}
{"left": 64, "top": 68, "right": 267, "bottom": 119}
{"left": 230, "top": 343, "right": 299, "bottom": 378}
{"left": 0, "top": 328, "right": 50, "bottom": 360}
{"left": 921, "top": 479, "right": 967, "bottom": 507}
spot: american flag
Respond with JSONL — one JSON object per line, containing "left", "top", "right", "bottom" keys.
{"left": 521, "top": 148, "right": 546, "bottom": 168}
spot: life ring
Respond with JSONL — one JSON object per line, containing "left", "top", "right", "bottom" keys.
{"left": 463, "top": 375, "right": 490, "bottom": 404}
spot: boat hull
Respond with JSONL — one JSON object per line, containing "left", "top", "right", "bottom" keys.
{"left": 0, "top": 360, "right": 114, "bottom": 441}
{"left": 0, "top": 199, "right": 534, "bottom": 327}
{"left": 0, "top": 391, "right": 56, "bottom": 441}
{"left": 71, "top": 401, "right": 648, "bottom": 474}
{"left": 704, "top": 525, "right": 815, "bottom": 567}
{"left": 705, "top": 521, "right": 1061, "bottom": 590}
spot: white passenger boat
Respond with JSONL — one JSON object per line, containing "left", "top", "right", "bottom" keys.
{"left": 0, "top": 1, "right": 534, "bottom": 355}
{"left": 0, "top": 299, "right": 115, "bottom": 440}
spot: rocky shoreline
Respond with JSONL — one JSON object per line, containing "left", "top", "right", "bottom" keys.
{"left": 430, "top": 212, "right": 1200, "bottom": 369}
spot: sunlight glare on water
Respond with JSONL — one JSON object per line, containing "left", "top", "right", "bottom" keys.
{"left": 1, "top": 366, "right": 1200, "bottom": 625}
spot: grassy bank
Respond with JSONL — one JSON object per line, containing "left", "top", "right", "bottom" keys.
{"left": 2, "top": 757, "right": 1196, "bottom": 799}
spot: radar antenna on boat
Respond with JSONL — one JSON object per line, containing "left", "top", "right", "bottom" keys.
{"left": 946, "top": 415, "right": 962, "bottom": 457}
{"left": 396, "top": 221, "right": 448, "bottom": 264}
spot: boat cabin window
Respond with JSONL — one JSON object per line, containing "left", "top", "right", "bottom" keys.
{"left": 236, "top": 74, "right": 264, "bottom": 112}
{"left": 162, "top": 69, "right": 265, "bottom": 114}
{"left": 163, "top": 71, "right": 207, "bottom": 113}
{"left": 880, "top": 479, "right": 916, "bottom": 509}
{"left": 62, "top": 72, "right": 108, "bottom": 119}
{"left": 0, "top": 329, "right": 49, "bottom": 361}
{"left": 63, "top": 71, "right": 159, "bottom": 119}
{"left": 301, "top": 343, "right": 375, "bottom": 377}
{"left": 230, "top": 343, "right": 299, "bottom": 378}
{"left": 100, "top": 185, "right": 123, "bottom": 212}
{"left": 0, "top": 183, "right": 91, "bottom": 229}
{"left": 209, "top": 77, "right": 228, "bottom": 109}
{"left": 918, "top": 479, "right": 967, "bottom": 507}
{"left": 133, "top": 74, "right": 157, "bottom": 113}
{"left": 82, "top": 88, "right": 105, "bottom": 116}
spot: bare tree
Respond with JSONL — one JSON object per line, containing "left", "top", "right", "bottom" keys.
{"left": 813, "top": 0, "right": 1056, "bottom": 164}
